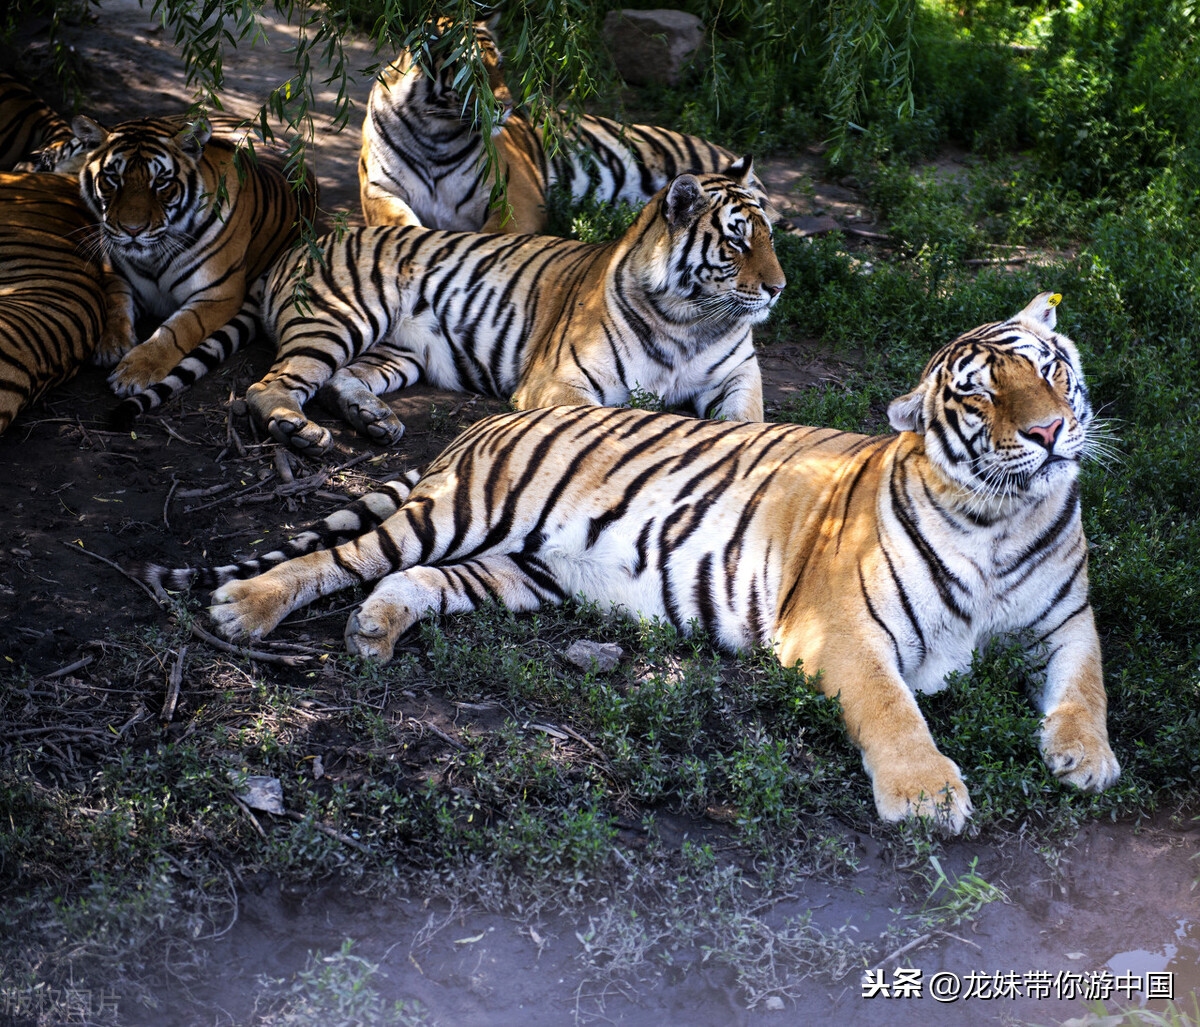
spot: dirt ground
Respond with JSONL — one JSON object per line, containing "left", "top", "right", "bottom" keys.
{"left": 2, "top": 2, "right": 1198, "bottom": 1024}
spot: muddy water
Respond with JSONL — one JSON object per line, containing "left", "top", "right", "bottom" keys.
{"left": 121, "top": 815, "right": 1198, "bottom": 1025}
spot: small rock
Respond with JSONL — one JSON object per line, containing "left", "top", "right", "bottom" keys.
{"left": 233, "top": 774, "right": 284, "bottom": 814}
{"left": 563, "top": 639, "right": 623, "bottom": 673}
{"left": 786, "top": 214, "right": 844, "bottom": 237}
{"left": 764, "top": 995, "right": 785, "bottom": 1011}
{"left": 602, "top": 9, "right": 704, "bottom": 87}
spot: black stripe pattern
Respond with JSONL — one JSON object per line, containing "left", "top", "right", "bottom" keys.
{"left": 358, "top": 18, "right": 770, "bottom": 234}
{"left": 228, "top": 165, "right": 782, "bottom": 455}
{"left": 76, "top": 114, "right": 317, "bottom": 401}
{"left": 0, "top": 173, "right": 107, "bottom": 434}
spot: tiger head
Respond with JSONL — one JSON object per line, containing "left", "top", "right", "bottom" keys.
{"left": 76, "top": 115, "right": 213, "bottom": 260}
{"left": 887, "top": 292, "right": 1097, "bottom": 506}
{"left": 400, "top": 16, "right": 513, "bottom": 132}
{"left": 639, "top": 157, "right": 785, "bottom": 332}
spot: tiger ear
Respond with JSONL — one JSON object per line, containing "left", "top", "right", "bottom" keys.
{"left": 724, "top": 154, "right": 755, "bottom": 187}
{"left": 174, "top": 119, "right": 212, "bottom": 159}
{"left": 483, "top": 6, "right": 503, "bottom": 34}
{"left": 71, "top": 115, "right": 108, "bottom": 148}
{"left": 664, "top": 174, "right": 708, "bottom": 228}
{"left": 887, "top": 387, "right": 926, "bottom": 433}
{"left": 1017, "top": 291, "right": 1061, "bottom": 330}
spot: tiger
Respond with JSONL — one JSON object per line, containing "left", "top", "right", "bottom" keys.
{"left": 113, "top": 161, "right": 784, "bottom": 455}
{"left": 141, "top": 292, "right": 1119, "bottom": 831}
{"left": 0, "top": 172, "right": 135, "bottom": 434}
{"left": 0, "top": 72, "right": 73, "bottom": 170}
{"left": 31, "top": 110, "right": 256, "bottom": 176}
{"left": 359, "top": 16, "right": 768, "bottom": 233}
{"left": 74, "top": 113, "right": 318, "bottom": 396}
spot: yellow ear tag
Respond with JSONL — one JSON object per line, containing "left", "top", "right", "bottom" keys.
{"left": 1048, "top": 293, "right": 1062, "bottom": 307}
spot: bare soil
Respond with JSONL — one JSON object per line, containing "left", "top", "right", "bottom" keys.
{"left": 2, "top": 3, "right": 1198, "bottom": 1024}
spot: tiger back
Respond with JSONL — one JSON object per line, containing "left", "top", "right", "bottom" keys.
{"left": 0, "top": 172, "right": 132, "bottom": 433}
{"left": 76, "top": 114, "right": 318, "bottom": 396}
{"left": 144, "top": 293, "right": 1118, "bottom": 833}
{"left": 240, "top": 161, "right": 782, "bottom": 454}
{"left": 359, "top": 17, "right": 766, "bottom": 234}
{"left": 0, "top": 73, "right": 73, "bottom": 170}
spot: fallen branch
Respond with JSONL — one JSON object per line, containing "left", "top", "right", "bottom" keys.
{"left": 185, "top": 474, "right": 278, "bottom": 513}
{"left": 162, "top": 646, "right": 186, "bottom": 725}
{"left": 175, "top": 482, "right": 233, "bottom": 500}
{"left": 66, "top": 540, "right": 165, "bottom": 607}
{"left": 842, "top": 226, "right": 895, "bottom": 242}
{"left": 871, "top": 932, "right": 935, "bottom": 970}
{"left": 282, "top": 809, "right": 372, "bottom": 855}
{"left": 964, "top": 255, "right": 1029, "bottom": 266}
{"left": 45, "top": 655, "right": 94, "bottom": 679}
{"left": 154, "top": 417, "right": 202, "bottom": 446}
{"left": 162, "top": 477, "right": 178, "bottom": 528}
{"left": 188, "top": 621, "right": 311, "bottom": 666}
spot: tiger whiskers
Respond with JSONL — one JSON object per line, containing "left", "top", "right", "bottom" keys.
{"left": 691, "top": 293, "right": 756, "bottom": 327}
{"left": 71, "top": 224, "right": 109, "bottom": 265}
{"left": 961, "top": 461, "right": 1024, "bottom": 517}
{"left": 1081, "top": 417, "right": 1123, "bottom": 471}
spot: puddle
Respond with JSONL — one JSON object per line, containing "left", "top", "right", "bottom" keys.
{"left": 112, "top": 815, "right": 1200, "bottom": 1025}
{"left": 1108, "top": 918, "right": 1200, "bottom": 1005}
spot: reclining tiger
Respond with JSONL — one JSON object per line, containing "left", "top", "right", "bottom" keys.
{"left": 0, "top": 171, "right": 135, "bottom": 435}
{"left": 359, "top": 15, "right": 770, "bottom": 233}
{"left": 72, "top": 112, "right": 317, "bottom": 395}
{"left": 136, "top": 293, "right": 1119, "bottom": 831}
{"left": 113, "top": 160, "right": 784, "bottom": 453}
{"left": 0, "top": 79, "right": 135, "bottom": 434}
{"left": 0, "top": 72, "right": 74, "bottom": 170}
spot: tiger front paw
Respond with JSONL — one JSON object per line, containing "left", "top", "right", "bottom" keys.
{"left": 246, "top": 382, "right": 333, "bottom": 455}
{"left": 871, "top": 753, "right": 973, "bottom": 834}
{"left": 345, "top": 402, "right": 405, "bottom": 446}
{"left": 91, "top": 321, "right": 137, "bottom": 368}
{"left": 1040, "top": 705, "right": 1120, "bottom": 793}
{"left": 266, "top": 414, "right": 333, "bottom": 455}
{"left": 209, "top": 577, "right": 291, "bottom": 642}
{"left": 318, "top": 382, "right": 406, "bottom": 446}
{"left": 107, "top": 338, "right": 176, "bottom": 395}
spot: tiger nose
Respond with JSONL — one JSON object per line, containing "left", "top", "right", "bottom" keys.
{"left": 764, "top": 283, "right": 783, "bottom": 299}
{"left": 1022, "top": 417, "right": 1063, "bottom": 449}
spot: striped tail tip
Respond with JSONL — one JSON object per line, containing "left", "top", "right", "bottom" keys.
{"left": 110, "top": 394, "right": 152, "bottom": 430}
{"left": 129, "top": 562, "right": 200, "bottom": 592}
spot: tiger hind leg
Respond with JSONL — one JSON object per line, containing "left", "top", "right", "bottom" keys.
{"left": 317, "top": 347, "right": 423, "bottom": 446}
{"left": 345, "top": 554, "right": 566, "bottom": 661}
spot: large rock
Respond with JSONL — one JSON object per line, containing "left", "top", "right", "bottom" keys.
{"left": 602, "top": 9, "right": 705, "bottom": 87}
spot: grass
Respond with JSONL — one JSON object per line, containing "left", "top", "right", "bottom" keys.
{"left": 1032, "top": 997, "right": 1200, "bottom": 1027}
{"left": 257, "top": 941, "right": 429, "bottom": 1026}
{"left": 7, "top": 166, "right": 1200, "bottom": 1015}
{"left": 6, "top": 1, "right": 1200, "bottom": 1020}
